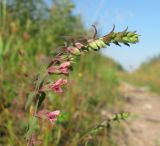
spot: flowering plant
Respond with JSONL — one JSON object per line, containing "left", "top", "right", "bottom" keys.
{"left": 25, "top": 25, "right": 139, "bottom": 145}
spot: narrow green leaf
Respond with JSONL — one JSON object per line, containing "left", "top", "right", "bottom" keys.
{"left": 0, "top": 35, "right": 3, "bottom": 57}
{"left": 25, "top": 91, "right": 37, "bottom": 110}
{"left": 35, "top": 72, "right": 46, "bottom": 91}
{"left": 25, "top": 116, "right": 37, "bottom": 140}
{"left": 37, "top": 92, "right": 46, "bottom": 109}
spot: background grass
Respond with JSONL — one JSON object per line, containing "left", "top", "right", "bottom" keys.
{"left": 121, "top": 56, "right": 160, "bottom": 95}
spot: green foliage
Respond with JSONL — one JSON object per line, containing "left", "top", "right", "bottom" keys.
{"left": 57, "top": 112, "right": 70, "bottom": 124}
{"left": 122, "top": 57, "right": 160, "bottom": 95}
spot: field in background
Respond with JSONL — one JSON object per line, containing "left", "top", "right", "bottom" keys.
{"left": 121, "top": 57, "right": 160, "bottom": 95}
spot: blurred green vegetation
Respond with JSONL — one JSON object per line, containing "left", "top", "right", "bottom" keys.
{"left": 121, "top": 56, "right": 160, "bottom": 95}
{"left": 0, "top": 0, "right": 125, "bottom": 145}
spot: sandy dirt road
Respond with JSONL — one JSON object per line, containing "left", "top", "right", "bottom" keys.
{"left": 119, "top": 83, "right": 160, "bottom": 146}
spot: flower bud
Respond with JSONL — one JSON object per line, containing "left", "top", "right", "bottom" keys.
{"left": 95, "top": 39, "right": 106, "bottom": 48}
{"left": 133, "top": 34, "right": 139, "bottom": 38}
{"left": 127, "top": 32, "right": 134, "bottom": 37}
{"left": 130, "top": 37, "right": 139, "bottom": 43}
{"left": 122, "top": 37, "right": 129, "bottom": 42}
{"left": 88, "top": 41, "right": 99, "bottom": 50}
{"left": 111, "top": 32, "right": 117, "bottom": 38}
{"left": 67, "top": 46, "right": 81, "bottom": 56}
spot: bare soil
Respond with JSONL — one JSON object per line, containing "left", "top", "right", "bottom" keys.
{"left": 119, "top": 83, "right": 160, "bottom": 146}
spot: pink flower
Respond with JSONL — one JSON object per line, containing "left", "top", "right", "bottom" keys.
{"left": 48, "top": 61, "right": 71, "bottom": 75}
{"left": 46, "top": 110, "right": 60, "bottom": 123}
{"left": 49, "top": 78, "right": 68, "bottom": 93}
{"left": 59, "top": 61, "right": 71, "bottom": 75}
{"left": 40, "top": 78, "right": 68, "bottom": 93}
{"left": 60, "top": 61, "right": 71, "bottom": 68}
{"left": 36, "top": 110, "right": 60, "bottom": 124}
